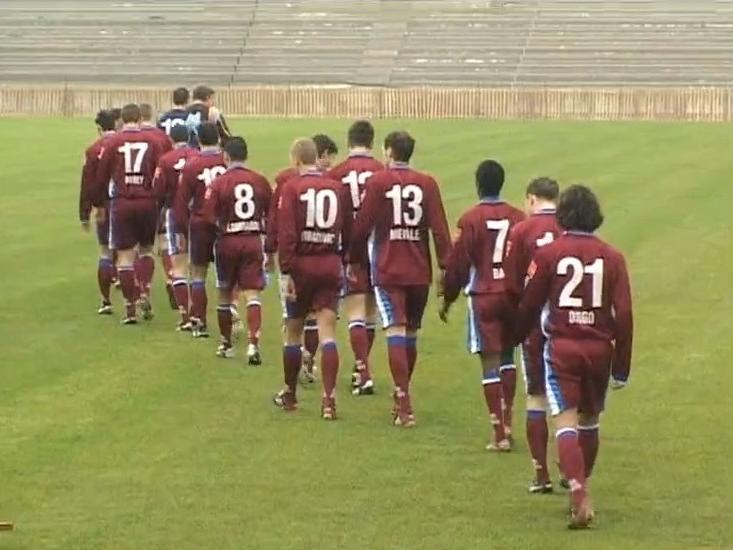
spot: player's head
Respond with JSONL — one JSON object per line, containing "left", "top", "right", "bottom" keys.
{"left": 173, "top": 87, "right": 189, "bottom": 107}
{"left": 347, "top": 120, "right": 375, "bottom": 149}
{"left": 193, "top": 85, "right": 216, "bottom": 106}
{"left": 224, "top": 136, "right": 248, "bottom": 164}
{"left": 120, "top": 103, "right": 141, "bottom": 125}
{"left": 525, "top": 177, "right": 559, "bottom": 214}
{"left": 383, "top": 131, "right": 415, "bottom": 163}
{"left": 312, "top": 134, "right": 338, "bottom": 170}
{"left": 290, "top": 138, "right": 318, "bottom": 170}
{"left": 139, "top": 103, "right": 155, "bottom": 123}
{"left": 557, "top": 184, "right": 604, "bottom": 233}
{"left": 94, "top": 109, "right": 116, "bottom": 133}
{"left": 475, "top": 160, "right": 504, "bottom": 198}
{"left": 198, "top": 122, "right": 220, "bottom": 147}
{"left": 170, "top": 125, "right": 189, "bottom": 145}
{"left": 110, "top": 108, "right": 123, "bottom": 129}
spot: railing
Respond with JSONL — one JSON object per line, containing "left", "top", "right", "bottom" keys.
{"left": 1, "top": 86, "right": 730, "bottom": 121}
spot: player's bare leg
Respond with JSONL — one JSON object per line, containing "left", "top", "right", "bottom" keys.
{"left": 158, "top": 233, "right": 177, "bottom": 310}
{"left": 300, "top": 314, "right": 319, "bottom": 383}
{"left": 241, "top": 289, "right": 262, "bottom": 366}
{"left": 553, "top": 408, "right": 593, "bottom": 529}
{"left": 499, "top": 347, "right": 517, "bottom": 443}
{"left": 345, "top": 293, "right": 374, "bottom": 395}
{"left": 115, "top": 248, "right": 139, "bottom": 324}
{"left": 215, "top": 286, "right": 235, "bottom": 358}
{"left": 97, "top": 244, "right": 115, "bottom": 315}
{"left": 274, "top": 316, "right": 304, "bottom": 411}
{"left": 316, "top": 307, "right": 339, "bottom": 420}
{"left": 526, "top": 394, "right": 552, "bottom": 493}
{"left": 481, "top": 352, "right": 510, "bottom": 452}
{"left": 190, "top": 263, "right": 209, "bottom": 338}
{"left": 170, "top": 251, "right": 191, "bottom": 331}
{"left": 230, "top": 287, "right": 244, "bottom": 340}
{"left": 578, "top": 413, "right": 600, "bottom": 480}
{"left": 136, "top": 245, "right": 155, "bottom": 321}
{"left": 385, "top": 325, "right": 415, "bottom": 428}
{"left": 366, "top": 293, "right": 378, "bottom": 353}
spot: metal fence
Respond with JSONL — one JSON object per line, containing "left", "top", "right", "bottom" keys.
{"left": 1, "top": 86, "right": 731, "bottom": 121}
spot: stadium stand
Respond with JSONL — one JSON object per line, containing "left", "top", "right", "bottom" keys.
{"left": 0, "top": 0, "right": 730, "bottom": 87}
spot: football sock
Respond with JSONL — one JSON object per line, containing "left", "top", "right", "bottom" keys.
{"left": 499, "top": 363, "right": 517, "bottom": 432}
{"left": 217, "top": 304, "right": 232, "bottom": 345}
{"left": 406, "top": 335, "right": 418, "bottom": 380}
{"left": 283, "top": 344, "right": 302, "bottom": 395}
{"left": 526, "top": 409, "right": 550, "bottom": 483}
{"left": 556, "top": 428, "right": 587, "bottom": 508}
{"left": 578, "top": 424, "right": 600, "bottom": 478}
{"left": 97, "top": 257, "right": 114, "bottom": 302}
{"left": 303, "top": 319, "right": 319, "bottom": 358}
{"left": 348, "top": 319, "right": 369, "bottom": 372}
{"left": 386, "top": 335, "right": 409, "bottom": 392}
{"left": 172, "top": 278, "right": 189, "bottom": 322}
{"left": 136, "top": 254, "right": 155, "bottom": 297}
{"left": 118, "top": 266, "right": 137, "bottom": 318}
{"left": 190, "top": 279, "right": 207, "bottom": 325}
{"left": 246, "top": 300, "right": 262, "bottom": 346}
{"left": 482, "top": 371, "right": 506, "bottom": 442}
{"left": 366, "top": 323, "right": 377, "bottom": 354}
{"left": 320, "top": 340, "right": 339, "bottom": 399}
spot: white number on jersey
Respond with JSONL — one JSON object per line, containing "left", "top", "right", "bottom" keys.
{"left": 485, "top": 219, "right": 510, "bottom": 279}
{"left": 536, "top": 231, "right": 555, "bottom": 248}
{"left": 341, "top": 170, "right": 373, "bottom": 210}
{"left": 300, "top": 188, "right": 338, "bottom": 229}
{"left": 233, "top": 184, "right": 255, "bottom": 220}
{"left": 385, "top": 184, "right": 423, "bottom": 226}
{"left": 197, "top": 166, "right": 226, "bottom": 187}
{"left": 557, "top": 257, "right": 604, "bottom": 308}
{"left": 173, "top": 157, "right": 187, "bottom": 172}
{"left": 161, "top": 118, "right": 186, "bottom": 135}
{"left": 118, "top": 142, "right": 149, "bottom": 173}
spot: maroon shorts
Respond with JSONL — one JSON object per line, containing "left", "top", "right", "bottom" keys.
{"left": 286, "top": 255, "right": 343, "bottom": 319}
{"left": 345, "top": 264, "right": 372, "bottom": 295}
{"left": 521, "top": 327, "right": 546, "bottom": 396}
{"left": 214, "top": 235, "right": 265, "bottom": 291}
{"left": 109, "top": 197, "right": 157, "bottom": 251}
{"left": 544, "top": 337, "right": 613, "bottom": 417}
{"left": 374, "top": 284, "right": 429, "bottom": 330}
{"left": 466, "top": 293, "right": 513, "bottom": 354}
{"left": 189, "top": 222, "right": 216, "bottom": 266}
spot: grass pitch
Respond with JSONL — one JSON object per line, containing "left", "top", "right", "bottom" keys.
{"left": 0, "top": 117, "right": 730, "bottom": 549}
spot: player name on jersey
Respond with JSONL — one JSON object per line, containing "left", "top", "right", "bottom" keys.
{"left": 224, "top": 220, "right": 261, "bottom": 234}
{"left": 389, "top": 227, "right": 421, "bottom": 241}
{"left": 300, "top": 229, "right": 336, "bottom": 244}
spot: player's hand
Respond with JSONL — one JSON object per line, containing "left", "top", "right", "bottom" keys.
{"left": 176, "top": 233, "right": 188, "bottom": 251}
{"left": 610, "top": 376, "right": 627, "bottom": 390}
{"left": 93, "top": 207, "right": 106, "bottom": 223}
{"left": 282, "top": 274, "right": 297, "bottom": 302}
{"left": 346, "top": 264, "right": 359, "bottom": 285}
{"left": 81, "top": 220, "right": 91, "bottom": 233}
{"left": 436, "top": 269, "right": 446, "bottom": 297}
{"left": 438, "top": 301, "right": 450, "bottom": 323}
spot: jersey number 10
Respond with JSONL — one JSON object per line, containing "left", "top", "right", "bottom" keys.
{"left": 300, "top": 188, "right": 338, "bottom": 229}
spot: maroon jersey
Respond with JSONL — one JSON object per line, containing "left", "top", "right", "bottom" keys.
{"left": 152, "top": 145, "right": 198, "bottom": 208}
{"left": 206, "top": 164, "right": 272, "bottom": 236}
{"left": 516, "top": 232, "right": 633, "bottom": 381}
{"left": 350, "top": 163, "right": 452, "bottom": 286}
{"left": 140, "top": 124, "right": 173, "bottom": 154}
{"left": 327, "top": 153, "right": 385, "bottom": 215}
{"left": 264, "top": 167, "right": 299, "bottom": 253}
{"left": 443, "top": 199, "right": 525, "bottom": 303}
{"left": 94, "top": 127, "right": 165, "bottom": 205}
{"left": 506, "top": 208, "right": 562, "bottom": 300}
{"left": 79, "top": 131, "right": 115, "bottom": 221}
{"left": 173, "top": 149, "right": 226, "bottom": 233}
{"left": 278, "top": 171, "right": 351, "bottom": 274}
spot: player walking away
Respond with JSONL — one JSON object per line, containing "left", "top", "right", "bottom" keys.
{"left": 158, "top": 87, "right": 190, "bottom": 136}
{"left": 350, "top": 131, "right": 452, "bottom": 427}
{"left": 274, "top": 138, "right": 351, "bottom": 419}
{"left": 206, "top": 137, "right": 272, "bottom": 362}
{"left": 438, "top": 161, "right": 525, "bottom": 449}
{"left": 327, "top": 120, "right": 384, "bottom": 396}
{"left": 504, "top": 177, "right": 562, "bottom": 493}
{"left": 152, "top": 125, "right": 198, "bottom": 318}
{"left": 79, "top": 109, "right": 118, "bottom": 315}
{"left": 173, "top": 122, "right": 226, "bottom": 337}
{"left": 93, "top": 103, "right": 166, "bottom": 324}
{"left": 515, "top": 185, "right": 633, "bottom": 529}
{"left": 186, "top": 85, "right": 232, "bottom": 148}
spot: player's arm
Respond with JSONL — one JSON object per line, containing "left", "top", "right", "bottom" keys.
{"left": 514, "top": 253, "right": 554, "bottom": 343}
{"left": 339, "top": 184, "right": 354, "bottom": 263}
{"left": 277, "top": 184, "right": 298, "bottom": 275}
{"left": 210, "top": 107, "right": 232, "bottom": 143}
{"left": 91, "top": 144, "right": 112, "bottom": 208}
{"left": 504, "top": 225, "right": 527, "bottom": 304}
{"left": 79, "top": 148, "right": 96, "bottom": 225}
{"left": 203, "top": 180, "right": 220, "bottom": 230}
{"left": 173, "top": 167, "right": 194, "bottom": 235}
{"left": 610, "top": 254, "right": 634, "bottom": 387}
{"left": 264, "top": 182, "right": 282, "bottom": 255}
{"left": 439, "top": 219, "right": 471, "bottom": 320}
{"left": 426, "top": 178, "right": 453, "bottom": 292}
{"left": 348, "top": 175, "right": 379, "bottom": 266}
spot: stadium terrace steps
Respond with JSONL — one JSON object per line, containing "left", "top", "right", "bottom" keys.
{"left": 0, "top": 0, "right": 730, "bottom": 87}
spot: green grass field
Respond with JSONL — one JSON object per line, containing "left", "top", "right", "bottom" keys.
{"left": 0, "top": 118, "right": 730, "bottom": 549}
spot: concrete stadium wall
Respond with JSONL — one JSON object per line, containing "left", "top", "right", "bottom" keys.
{"left": 1, "top": 86, "right": 731, "bottom": 121}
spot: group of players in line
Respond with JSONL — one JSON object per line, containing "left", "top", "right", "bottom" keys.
{"left": 78, "top": 86, "right": 634, "bottom": 529}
